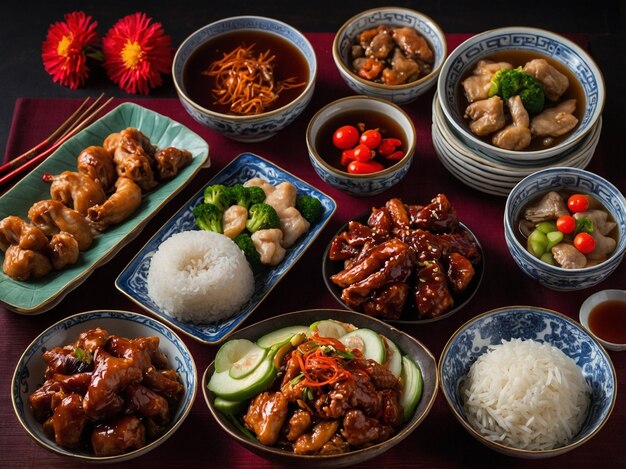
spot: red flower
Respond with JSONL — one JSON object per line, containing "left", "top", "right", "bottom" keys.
{"left": 41, "top": 11, "right": 99, "bottom": 89}
{"left": 102, "top": 13, "right": 173, "bottom": 95}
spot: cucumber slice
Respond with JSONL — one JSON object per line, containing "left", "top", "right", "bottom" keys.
{"left": 339, "top": 329, "right": 386, "bottom": 364}
{"left": 213, "top": 396, "right": 248, "bottom": 415}
{"left": 214, "top": 339, "right": 267, "bottom": 379}
{"left": 257, "top": 325, "right": 309, "bottom": 348}
{"left": 383, "top": 336, "right": 402, "bottom": 378}
{"left": 208, "top": 354, "right": 278, "bottom": 401}
{"left": 310, "top": 319, "right": 351, "bottom": 338}
{"left": 399, "top": 355, "right": 423, "bottom": 422}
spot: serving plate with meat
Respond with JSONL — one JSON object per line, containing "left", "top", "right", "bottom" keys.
{"left": 0, "top": 103, "right": 209, "bottom": 314}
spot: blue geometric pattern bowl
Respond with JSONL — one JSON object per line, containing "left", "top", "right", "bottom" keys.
{"left": 439, "top": 306, "right": 617, "bottom": 459}
{"left": 11, "top": 310, "right": 197, "bottom": 462}
{"left": 504, "top": 167, "right": 626, "bottom": 290}
{"left": 436, "top": 27, "right": 605, "bottom": 162}
{"left": 173, "top": 16, "right": 317, "bottom": 142}
{"left": 332, "top": 7, "right": 446, "bottom": 104}
{"left": 116, "top": 153, "right": 336, "bottom": 344}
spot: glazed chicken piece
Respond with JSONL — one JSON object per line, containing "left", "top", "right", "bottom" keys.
{"left": 359, "top": 27, "right": 381, "bottom": 49}
{"left": 91, "top": 415, "right": 146, "bottom": 457}
{"left": 461, "top": 60, "right": 513, "bottom": 103}
{"left": 385, "top": 198, "right": 411, "bottom": 230}
{"left": 402, "top": 228, "right": 443, "bottom": 262}
{"left": 492, "top": 95, "right": 532, "bottom": 150}
{"left": 364, "top": 26, "right": 394, "bottom": 59}
{"left": 368, "top": 206, "right": 393, "bottom": 236}
{"left": 48, "top": 171, "right": 106, "bottom": 216}
{"left": 142, "top": 368, "right": 184, "bottom": 404}
{"left": 551, "top": 243, "right": 587, "bottom": 269}
{"left": 392, "top": 27, "right": 433, "bottom": 63}
{"left": 523, "top": 191, "right": 569, "bottom": 223}
{"left": 244, "top": 177, "right": 275, "bottom": 197}
{"left": 51, "top": 372, "right": 93, "bottom": 395}
{"left": 280, "top": 354, "right": 305, "bottom": 402}
{"left": 410, "top": 194, "right": 459, "bottom": 233}
{"left": 77, "top": 146, "right": 117, "bottom": 192}
{"left": 523, "top": 58, "right": 569, "bottom": 101}
{"left": 222, "top": 205, "right": 248, "bottom": 239}
{"left": 355, "top": 357, "right": 398, "bottom": 390}
{"left": 251, "top": 228, "right": 286, "bottom": 266}
{"left": 48, "top": 232, "right": 79, "bottom": 270}
{"left": 122, "top": 384, "right": 170, "bottom": 424}
{"left": 28, "top": 199, "right": 93, "bottom": 251}
{"left": 43, "top": 347, "right": 93, "bottom": 379}
{"left": 465, "top": 96, "right": 506, "bottom": 136}
{"left": 87, "top": 177, "right": 142, "bottom": 231}
{"left": 362, "top": 282, "right": 409, "bottom": 319}
{"left": 0, "top": 215, "right": 48, "bottom": 252}
{"left": 28, "top": 380, "right": 67, "bottom": 422}
{"left": 341, "top": 409, "right": 393, "bottom": 447}
{"left": 52, "top": 393, "right": 88, "bottom": 449}
{"left": 415, "top": 260, "right": 454, "bottom": 318}
{"left": 293, "top": 421, "right": 339, "bottom": 455}
{"left": 243, "top": 392, "right": 289, "bottom": 446}
{"left": 444, "top": 252, "right": 475, "bottom": 292}
{"left": 320, "top": 434, "right": 350, "bottom": 455}
{"left": 3, "top": 245, "right": 52, "bottom": 280}
{"left": 106, "top": 128, "right": 157, "bottom": 191}
{"left": 531, "top": 99, "right": 578, "bottom": 138}
{"left": 355, "top": 57, "right": 385, "bottom": 81}
{"left": 286, "top": 410, "right": 313, "bottom": 442}
{"left": 131, "top": 335, "right": 169, "bottom": 369}
{"left": 382, "top": 48, "right": 420, "bottom": 85}
{"left": 104, "top": 128, "right": 155, "bottom": 158}
{"left": 279, "top": 207, "right": 310, "bottom": 247}
{"left": 73, "top": 327, "right": 110, "bottom": 354}
{"left": 264, "top": 182, "right": 297, "bottom": 215}
{"left": 154, "top": 147, "right": 192, "bottom": 180}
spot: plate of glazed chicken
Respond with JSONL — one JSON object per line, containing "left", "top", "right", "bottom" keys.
{"left": 0, "top": 103, "right": 209, "bottom": 313}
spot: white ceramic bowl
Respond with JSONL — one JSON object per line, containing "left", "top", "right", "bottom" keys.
{"left": 437, "top": 27, "right": 605, "bottom": 162}
{"left": 173, "top": 16, "right": 317, "bottom": 142}
{"left": 306, "top": 96, "right": 416, "bottom": 196}
{"left": 333, "top": 7, "right": 446, "bottom": 104}
{"left": 12, "top": 310, "right": 197, "bottom": 462}
{"left": 579, "top": 289, "right": 626, "bottom": 351}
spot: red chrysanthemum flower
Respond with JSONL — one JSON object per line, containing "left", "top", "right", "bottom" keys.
{"left": 41, "top": 11, "right": 99, "bottom": 89}
{"left": 102, "top": 13, "right": 173, "bottom": 95}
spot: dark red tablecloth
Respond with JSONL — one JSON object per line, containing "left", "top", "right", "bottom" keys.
{"left": 1, "top": 33, "right": 624, "bottom": 468}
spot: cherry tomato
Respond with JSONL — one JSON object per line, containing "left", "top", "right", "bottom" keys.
{"left": 567, "top": 194, "right": 589, "bottom": 213}
{"left": 377, "top": 138, "right": 402, "bottom": 156}
{"left": 385, "top": 150, "right": 405, "bottom": 161}
{"left": 347, "top": 160, "right": 384, "bottom": 174}
{"left": 556, "top": 215, "right": 576, "bottom": 234}
{"left": 574, "top": 232, "right": 596, "bottom": 254}
{"left": 352, "top": 144, "right": 375, "bottom": 162}
{"left": 332, "top": 125, "right": 359, "bottom": 150}
{"left": 340, "top": 149, "right": 355, "bottom": 166}
{"left": 360, "top": 129, "right": 382, "bottom": 149}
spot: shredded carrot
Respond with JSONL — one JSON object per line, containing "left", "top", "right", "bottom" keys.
{"left": 294, "top": 336, "right": 355, "bottom": 388}
{"left": 202, "top": 44, "right": 306, "bottom": 116}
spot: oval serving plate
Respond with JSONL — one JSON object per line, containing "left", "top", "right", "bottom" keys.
{"left": 116, "top": 152, "right": 337, "bottom": 344}
{"left": 323, "top": 214, "right": 484, "bottom": 324}
{"left": 0, "top": 102, "right": 209, "bottom": 314}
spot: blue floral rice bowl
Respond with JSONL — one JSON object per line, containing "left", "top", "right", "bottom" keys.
{"left": 504, "top": 167, "right": 626, "bottom": 291}
{"left": 439, "top": 306, "right": 616, "bottom": 459}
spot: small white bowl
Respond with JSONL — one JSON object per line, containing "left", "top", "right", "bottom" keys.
{"left": 580, "top": 289, "right": 626, "bottom": 351}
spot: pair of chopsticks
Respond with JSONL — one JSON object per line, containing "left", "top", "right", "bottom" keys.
{"left": 0, "top": 94, "right": 114, "bottom": 187}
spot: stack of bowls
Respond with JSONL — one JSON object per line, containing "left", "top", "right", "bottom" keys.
{"left": 433, "top": 27, "right": 605, "bottom": 196}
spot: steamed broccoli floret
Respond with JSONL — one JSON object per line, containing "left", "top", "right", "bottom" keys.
{"left": 228, "top": 185, "right": 266, "bottom": 210}
{"left": 296, "top": 195, "right": 323, "bottom": 224}
{"left": 234, "top": 233, "right": 263, "bottom": 274}
{"left": 203, "top": 184, "right": 231, "bottom": 211}
{"left": 488, "top": 67, "right": 545, "bottom": 114}
{"left": 193, "top": 203, "right": 223, "bottom": 233}
{"left": 246, "top": 186, "right": 266, "bottom": 205}
{"left": 246, "top": 203, "right": 280, "bottom": 233}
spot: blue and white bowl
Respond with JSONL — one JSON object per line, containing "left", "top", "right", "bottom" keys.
{"left": 439, "top": 306, "right": 617, "bottom": 459}
{"left": 173, "top": 16, "right": 317, "bottom": 142}
{"left": 11, "top": 310, "right": 197, "bottom": 462}
{"left": 306, "top": 96, "right": 416, "bottom": 196}
{"left": 437, "top": 27, "right": 605, "bottom": 162}
{"left": 504, "top": 167, "right": 626, "bottom": 291}
{"left": 332, "top": 7, "right": 446, "bottom": 104}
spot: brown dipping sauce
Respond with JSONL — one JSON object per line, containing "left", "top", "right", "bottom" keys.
{"left": 315, "top": 110, "right": 407, "bottom": 172}
{"left": 182, "top": 30, "right": 309, "bottom": 115}
{"left": 588, "top": 300, "right": 626, "bottom": 344}
{"left": 457, "top": 50, "right": 586, "bottom": 151}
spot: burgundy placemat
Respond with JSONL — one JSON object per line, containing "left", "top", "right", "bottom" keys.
{"left": 1, "top": 33, "right": 624, "bottom": 468}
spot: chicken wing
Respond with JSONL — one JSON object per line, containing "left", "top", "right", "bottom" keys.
{"left": 48, "top": 171, "right": 106, "bottom": 215}
{"left": 0, "top": 215, "right": 48, "bottom": 252}
{"left": 530, "top": 99, "right": 578, "bottom": 138}
{"left": 3, "top": 244, "right": 52, "bottom": 280}
{"left": 492, "top": 96, "right": 532, "bottom": 150}
{"left": 392, "top": 26, "right": 433, "bottom": 63}
{"left": 28, "top": 199, "right": 93, "bottom": 250}
{"left": 48, "top": 232, "right": 79, "bottom": 270}
{"left": 154, "top": 147, "right": 192, "bottom": 180}
{"left": 77, "top": 146, "right": 117, "bottom": 192}
{"left": 464, "top": 96, "right": 506, "bottom": 136}
{"left": 87, "top": 177, "right": 142, "bottom": 231}
{"left": 523, "top": 58, "right": 569, "bottom": 101}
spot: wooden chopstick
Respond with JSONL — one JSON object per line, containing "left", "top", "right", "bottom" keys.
{"left": 0, "top": 96, "right": 114, "bottom": 188}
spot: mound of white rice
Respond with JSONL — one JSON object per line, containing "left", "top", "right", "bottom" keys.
{"left": 147, "top": 230, "right": 254, "bottom": 323}
{"left": 460, "top": 338, "right": 590, "bottom": 451}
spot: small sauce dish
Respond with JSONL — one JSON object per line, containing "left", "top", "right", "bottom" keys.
{"left": 579, "top": 289, "right": 626, "bottom": 351}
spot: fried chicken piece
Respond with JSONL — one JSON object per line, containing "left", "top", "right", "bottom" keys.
{"left": 87, "top": 177, "right": 142, "bottom": 231}
{"left": 3, "top": 245, "right": 52, "bottom": 280}
{"left": 28, "top": 199, "right": 93, "bottom": 251}
{"left": 392, "top": 26, "right": 433, "bottom": 63}
{"left": 48, "top": 171, "right": 106, "bottom": 215}
{"left": 48, "top": 232, "right": 79, "bottom": 270}
{"left": 341, "top": 409, "right": 393, "bottom": 446}
{"left": 293, "top": 421, "right": 339, "bottom": 455}
{"left": 415, "top": 260, "right": 454, "bottom": 318}
{"left": 465, "top": 96, "right": 506, "bottom": 136}
{"left": 77, "top": 146, "right": 117, "bottom": 192}
{"left": 0, "top": 215, "right": 48, "bottom": 252}
{"left": 91, "top": 415, "right": 146, "bottom": 457}
{"left": 52, "top": 393, "right": 88, "bottom": 449}
{"left": 243, "top": 392, "right": 289, "bottom": 446}
{"left": 154, "top": 147, "right": 192, "bottom": 180}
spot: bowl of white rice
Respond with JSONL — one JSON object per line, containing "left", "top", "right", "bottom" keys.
{"left": 439, "top": 306, "right": 616, "bottom": 458}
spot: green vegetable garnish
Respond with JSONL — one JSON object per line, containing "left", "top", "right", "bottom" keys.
{"left": 575, "top": 217, "right": 594, "bottom": 234}
{"left": 193, "top": 203, "right": 223, "bottom": 233}
{"left": 74, "top": 347, "right": 92, "bottom": 364}
{"left": 489, "top": 67, "right": 545, "bottom": 114}
{"left": 296, "top": 195, "right": 323, "bottom": 224}
{"left": 234, "top": 233, "right": 263, "bottom": 274}
{"left": 203, "top": 184, "right": 232, "bottom": 211}
{"left": 246, "top": 203, "right": 280, "bottom": 233}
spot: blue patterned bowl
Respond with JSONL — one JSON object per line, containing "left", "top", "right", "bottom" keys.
{"left": 173, "top": 16, "right": 316, "bottom": 142}
{"left": 332, "top": 7, "right": 446, "bottom": 104}
{"left": 11, "top": 310, "right": 197, "bottom": 462}
{"left": 504, "top": 167, "right": 626, "bottom": 291}
{"left": 306, "top": 96, "right": 416, "bottom": 196}
{"left": 436, "top": 27, "right": 605, "bottom": 162}
{"left": 439, "top": 306, "right": 617, "bottom": 458}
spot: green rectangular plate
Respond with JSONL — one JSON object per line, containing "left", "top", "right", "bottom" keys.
{"left": 0, "top": 102, "right": 209, "bottom": 314}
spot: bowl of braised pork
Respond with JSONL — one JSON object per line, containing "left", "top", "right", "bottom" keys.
{"left": 437, "top": 27, "right": 605, "bottom": 162}
{"left": 173, "top": 16, "right": 317, "bottom": 142}
{"left": 332, "top": 7, "right": 446, "bottom": 104}
{"left": 11, "top": 310, "right": 196, "bottom": 462}
{"left": 504, "top": 167, "right": 626, "bottom": 290}
{"left": 323, "top": 195, "right": 484, "bottom": 323}
{"left": 202, "top": 308, "right": 438, "bottom": 467}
